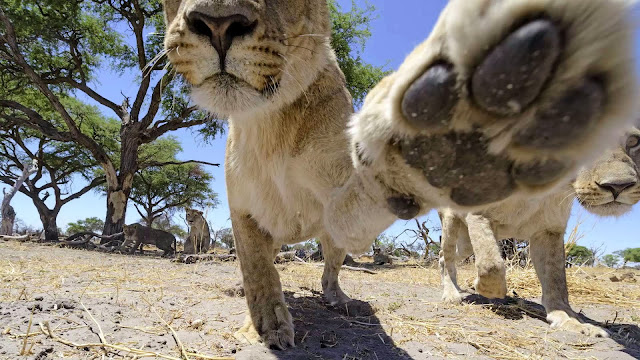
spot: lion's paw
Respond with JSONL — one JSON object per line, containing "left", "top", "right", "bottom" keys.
{"left": 547, "top": 310, "right": 609, "bottom": 338}
{"left": 234, "top": 315, "right": 262, "bottom": 345}
{"left": 442, "top": 287, "right": 463, "bottom": 304}
{"left": 236, "top": 301, "right": 295, "bottom": 349}
{"left": 349, "top": 0, "right": 637, "bottom": 216}
{"left": 323, "top": 282, "right": 352, "bottom": 307}
{"left": 474, "top": 264, "right": 507, "bottom": 299}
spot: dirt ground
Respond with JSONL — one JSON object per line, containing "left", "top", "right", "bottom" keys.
{"left": 1, "top": 241, "right": 639, "bottom": 360}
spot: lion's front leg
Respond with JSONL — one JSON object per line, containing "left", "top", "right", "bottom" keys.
{"left": 530, "top": 230, "right": 608, "bottom": 338}
{"left": 328, "top": 0, "right": 638, "bottom": 245}
{"left": 231, "top": 211, "right": 294, "bottom": 349}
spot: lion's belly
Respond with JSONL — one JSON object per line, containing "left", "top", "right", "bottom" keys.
{"left": 484, "top": 190, "right": 572, "bottom": 239}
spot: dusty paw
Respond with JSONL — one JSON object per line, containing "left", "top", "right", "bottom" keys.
{"left": 234, "top": 315, "right": 262, "bottom": 345}
{"left": 442, "top": 288, "right": 463, "bottom": 304}
{"left": 473, "top": 275, "right": 507, "bottom": 300}
{"left": 240, "top": 301, "right": 295, "bottom": 349}
{"left": 350, "top": 0, "right": 637, "bottom": 212}
{"left": 323, "top": 283, "right": 351, "bottom": 307}
{"left": 547, "top": 310, "right": 609, "bottom": 338}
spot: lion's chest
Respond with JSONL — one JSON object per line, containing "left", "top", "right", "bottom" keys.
{"left": 226, "top": 139, "right": 323, "bottom": 242}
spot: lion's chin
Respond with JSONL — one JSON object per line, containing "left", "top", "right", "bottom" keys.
{"left": 582, "top": 202, "right": 632, "bottom": 217}
{"left": 191, "top": 74, "right": 268, "bottom": 117}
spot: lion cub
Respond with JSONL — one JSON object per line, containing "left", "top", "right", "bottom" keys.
{"left": 122, "top": 223, "right": 177, "bottom": 257}
{"left": 163, "top": 0, "right": 638, "bottom": 348}
{"left": 184, "top": 208, "right": 212, "bottom": 254}
{"left": 439, "top": 128, "right": 640, "bottom": 337}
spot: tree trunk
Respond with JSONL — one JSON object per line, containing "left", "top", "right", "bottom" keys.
{"left": 0, "top": 205, "right": 15, "bottom": 235}
{"left": 1, "top": 159, "right": 38, "bottom": 235}
{"left": 102, "top": 187, "right": 129, "bottom": 240}
{"left": 102, "top": 128, "right": 139, "bottom": 239}
{"left": 40, "top": 212, "right": 59, "bottom": 242}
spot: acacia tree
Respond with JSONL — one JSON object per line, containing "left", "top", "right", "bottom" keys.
{"left": 614, "top": 248, "right": 640, "bottom": 267}
{"left": 129, "top": 137, "right": 218, "bottom": 226}
{"left": 0, "top": 96, "right": 117, "bottom": 240}
{"left": 0, "top": 0, "right": 385, "bottom": 236}
{"left": 66, "top": 217, "right": 105, "bottom": 235}
{"left": 0, "top": 129, "right": 107, "bottom": 241}
{"left": 0, "top": 0, "right": 221, "bottom": 236}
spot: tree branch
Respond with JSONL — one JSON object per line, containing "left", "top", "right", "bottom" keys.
{"left": 0, "top": 101, "right": 74, "bottom": 142}
{"left": 60, "top": 177, "right": 106, "bottom": 206}
{"left": 140, "top": 72, "right": 175, "bottom": 128}
{"left": 139, "top": 160, "right": 220, "bottom": 169}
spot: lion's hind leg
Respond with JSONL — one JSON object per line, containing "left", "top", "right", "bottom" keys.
{"left": 530, "top": 230, "right": 608, "bottom": 337}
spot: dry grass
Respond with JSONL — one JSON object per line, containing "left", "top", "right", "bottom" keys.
{"left": 1, "top": 241, "right": 639, "bottom": 359}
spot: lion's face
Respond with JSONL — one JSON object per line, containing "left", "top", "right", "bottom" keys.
{"left": 163, "top": 0, "right": 331, "bottom": 117}
{"left": 123, "top": 224, "right": 137, "bottom": 237}
{"left": 185, "top": 208, "right": 204, "bottom": 226}
{"left": 573, "top": 127, "right": 640, "bottom": 217}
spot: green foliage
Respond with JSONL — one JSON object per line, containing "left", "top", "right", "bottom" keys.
{"left": 614, "top": 248, "right": 640, "bottom": 266}
{"left": 567, "top": 245, "right": 594, "bottom": 266}
{"left": 328, "top": 0, "right": 389, "bottom": 106}
{"left": 129, "top": 137, "right": 218, "bottom": 225}
{"left": 151, "top": 214, "right": 187, "bottom": 240}
{"left": 602, "top": 254, "right": 620, "bottom": 268}
{"left": 66, "top": 217, "right": 105, "bottom": 234}
{"left": 215, "top": 228, "right": 234, "bottom": 249}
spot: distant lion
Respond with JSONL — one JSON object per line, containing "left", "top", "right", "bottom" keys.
{"left": 184, "top": 208, "right": 211, "bottom": 254}
{"left": 163, "top": 0, "right": 638, "bottom": 348}
{"left": 121, "top": 224, "right": 176, "bottom": 257}
{"left": 439, "top": 127, "right": 640, "bottom": 337}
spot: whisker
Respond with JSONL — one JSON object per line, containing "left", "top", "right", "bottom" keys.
{"left": 277, "top": 53, "right": 310, "bottom": 104}
{"left": 282, "top": 44, "right": 316, "bottom": 54}
{"left": 142, "top": 48, "right": 171, "bottom": 79}
{"left": 281, "top": 33, "right": 325, "bottom": 40}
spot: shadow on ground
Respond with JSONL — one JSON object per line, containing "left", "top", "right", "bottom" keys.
{"left": 463, "top": 293, "right": 640, "bottom": 358}
{"left": 234, "top": 290, "right": 413, "bottom": 360}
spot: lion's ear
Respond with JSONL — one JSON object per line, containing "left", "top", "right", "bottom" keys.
{"left": 162, "top": 0, "right": 181, "bottom": 26}
{"left": 197, "top": 210, "right": 204, "bottom": 216}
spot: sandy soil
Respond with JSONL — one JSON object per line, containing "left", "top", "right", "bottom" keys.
{"left": 1, "top": 241, "right": 639, "bottom": 360}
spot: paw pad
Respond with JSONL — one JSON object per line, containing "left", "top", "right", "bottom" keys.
{"left": 402, "top": 63, "right": 458, "bottom": 129}
{"left": 472, "top": 19, "right": 560, "bottom": 116}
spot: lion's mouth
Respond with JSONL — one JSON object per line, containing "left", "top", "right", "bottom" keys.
{"left": 198, "top": 72, "right": 243, "bottom": 87}
{"left": 581, "top": 200, "right": 632, "bottom": 216}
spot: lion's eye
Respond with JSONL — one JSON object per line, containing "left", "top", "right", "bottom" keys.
{"left": 626, "top": 135, "right": 640, "bottom": 151}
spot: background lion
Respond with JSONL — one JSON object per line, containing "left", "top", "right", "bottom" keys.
{"left": 184, "top": 208, "right": 212, "bottom": 254}
{"left": 439, "top": 127, "right": 640, "bottom": 337}
{"left": 122, "top": 223, "right": 177, "bottom": 257}
{"left": 162, "top": 0, "right": 638, "bottom": 348}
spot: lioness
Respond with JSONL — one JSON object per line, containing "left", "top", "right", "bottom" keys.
{"left": 439, "top": 128, "right": 640, "bottom": 337}
{"left": 122, "top": 223, "right": 177, "bottom": 257}
{"left": 184, "top": 208, "right": 212, "bottom": 254}
{"left": 162, "top": 0, "right": 637, "bottom": 348}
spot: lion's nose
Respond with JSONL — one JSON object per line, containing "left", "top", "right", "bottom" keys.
{"left": 597, "top": 180, "right": 636, "bottom": 199}
{"left": 186, "top": 12, "right": 256, "bottom": 68}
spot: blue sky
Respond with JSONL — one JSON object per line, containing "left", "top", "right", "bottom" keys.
{"left": 6, "top": 0, "right": 640, "bottom": 255}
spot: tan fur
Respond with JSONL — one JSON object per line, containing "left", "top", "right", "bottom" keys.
{"left": 439, "top": 128, "right": 640, "bottom": 337}
{"left": 184, "top": 208, "right": 212, "bottom": 254}
{"left": 122, "top": 223, "right": 176, "bottom": 257}
{"left": 162, "top": 0, "right": 638, "bottom": 348}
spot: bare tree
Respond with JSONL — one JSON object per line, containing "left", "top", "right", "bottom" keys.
{"left": 1, "top": 159, "right": 37, "bottom": 235}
